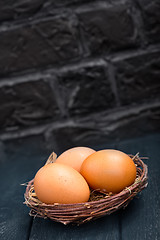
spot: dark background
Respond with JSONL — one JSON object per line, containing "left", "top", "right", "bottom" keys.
{"left": 0, "top": 1, "right": 160, "bottom": 240}
{"left": 0, "top": 0, "right": 160, "bottom": 151}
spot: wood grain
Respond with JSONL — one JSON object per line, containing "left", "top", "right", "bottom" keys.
{"left": 117, "top": 134, "right": 160, "bottom": 240}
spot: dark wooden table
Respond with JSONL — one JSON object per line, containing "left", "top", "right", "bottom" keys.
{"left": 0, "top": 133, "right": 160, "bottom": 240}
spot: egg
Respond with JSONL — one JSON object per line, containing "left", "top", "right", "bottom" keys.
{"left": 80, "top": 149, "right": 137, "bottom": 193}
{"left": 56, "top": 147, "right": 95, "bottom": 172}
{"left": 34, "top": 163, "right": 90, "bottom": 204}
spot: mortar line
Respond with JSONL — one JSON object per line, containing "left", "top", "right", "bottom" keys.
{"left": 107, "top": 61, "right": 121, "bottom": 107}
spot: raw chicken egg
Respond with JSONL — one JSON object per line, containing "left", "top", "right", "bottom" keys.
{"left": 34, "top": 163, "right": 90, "bottom": 204}
{"left": 56, "top": 147, "right": 95, "bottom": 172}
{"left": 80, "top": 149, "right": 137, "bottom": 193}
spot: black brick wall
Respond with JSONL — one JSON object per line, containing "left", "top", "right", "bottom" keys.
{"left": 113, "top": 49, "right": 160, "bottom": 105}
{"left": 55, "top": 61, "right": 116, "bottom": 116}
{"left": 76, "top": 2, "right": 140, "bottom": 54}
{"left": 0, "top": 0, "right": 160, "bottom": 147}
{"left": 0, "top": 14, "right": 81, "bottom": 76}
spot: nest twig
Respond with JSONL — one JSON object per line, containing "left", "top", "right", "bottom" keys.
{"left": 24, "top": 152, "right": 148, "bottom": 225}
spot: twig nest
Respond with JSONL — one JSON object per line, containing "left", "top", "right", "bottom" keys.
{"left": 24, "top": 152, "right": 148, "bottom": 225}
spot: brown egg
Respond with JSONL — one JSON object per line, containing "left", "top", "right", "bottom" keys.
{"left": 34, "top": 163, "right": 90, "bottom": 204}
{"left": 80, "top": 149, "right": 137, "bottom": 193}
{"left": 56, "top": 147, "right": 95, "bottom": 172}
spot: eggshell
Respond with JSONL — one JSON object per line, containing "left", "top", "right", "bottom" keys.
{"left": 80, "top": 149, "right": 137, "bottom": 193}
{"left": 34, "top": 163, "right": 90, "bottom": 204}
{"left": 56, "top": 147, "right": 95, "bottom": 172}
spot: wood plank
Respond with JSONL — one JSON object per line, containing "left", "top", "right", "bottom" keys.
{"left": 0, "top": 136, "right": 51, "bottom": 240}
{"left": 29, "top": 213, "right": 120, "bottom": 240}
{"left": 116, "top": 133, "right": 160, "bottom": 240}
{"left": 1, "top": 133, "right": 159, "bottom": 239}
{"left": 29, "top": 142, "right": 120, "bottom": 240}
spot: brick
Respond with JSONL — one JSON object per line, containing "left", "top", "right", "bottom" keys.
{"left": 45, "top": 101, "right": 160, "bottom": 150}
{"left": 56, "top": 62, "right": 116, "bottom": 116}
{"left": 0, "top": 0, "right": 45, "bottom": 22}
{"left": 113, "top": 50, "right": 160, "bottom": 105}
{"left": 77, "top": 2, "right": 139, "bottom": 55}
{"left": 0, "top": 14, "right": 80, "bottom": 76}
{"left": 0, "top": 79, "right": 60, "bottom": 129}
{"left": 0, "top": 1, "right": 98, "bottom": 22}
{"left": 45, "top": 123, "right": 109, "bottom": 151}
{"left": 136, "top": 0, "right": 160, "bottom": 44}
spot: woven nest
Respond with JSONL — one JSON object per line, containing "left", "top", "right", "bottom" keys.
{"left": 24, "top": 152, "right": 148, "bottom": 225}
